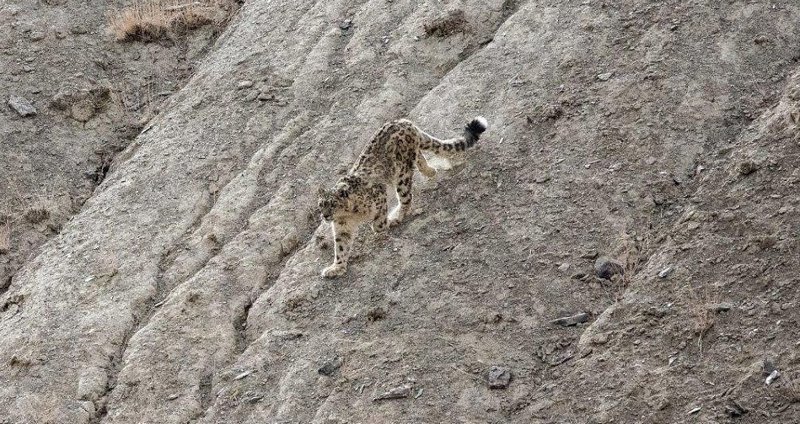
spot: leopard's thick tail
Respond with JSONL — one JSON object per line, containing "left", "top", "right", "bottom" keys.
{"left": 416, "top": 116, "right": 488, "bottom": 154}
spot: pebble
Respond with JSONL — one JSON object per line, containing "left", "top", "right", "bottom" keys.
{"left": 551, "top": 312, "right": 590, "bottom": 327}
{"left": 657, "top": 266, "right": 673, "bottom": 278}
{"left": 8, "top": 95, "right": 37, "bottom": 117}
{"left": 339, "top": 19, "right": 352, "bottom": 30}
{"left": 596, "top": 72, "right": 613, "bottom": 81}
{"left": 765, "top": 369, "right": 780, "bottom": 385}
{"left": 233, "top": 370, "right": 253, "bottom": 380}
{"left": 29, "top": 31, "right": 45, "bottom": 41}
{"left": 373, "top": 383, "right": 412, "bottom": 401}
{"left": 318, "top": 356, "right": 342, "bottom": 376}
{"left": 70, "top": 25, "right": 88, "bottom": 34}
{"left": 557, "top": 262, "right": 570, "bottom": 273}
{"left": 486, "top": 366, "right": 511, "bottom": 389}
{"left": 712, "top": 302, "right": 733, "bottom": 312}
{"left": 594, "top": 256, "right": 624, "bottom": 280}
{"left": 257, "top": 91, "right": 274, "bottom": 101}
{"left": 237, "top": 80, "right": 254, "bottom": 90}
{"left": 737, "top": 161, "right": 758, "bottom": 175}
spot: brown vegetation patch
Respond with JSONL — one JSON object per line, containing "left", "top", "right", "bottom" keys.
{"left": 423, "top": 9, "right": 468, "bottom": 38}
{"left": 108, "top": 0, "right": 236, "bottom": 42}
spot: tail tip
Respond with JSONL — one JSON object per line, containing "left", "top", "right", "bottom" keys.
{"left": 467, "top": 116, "right": 488, "bottom": 135}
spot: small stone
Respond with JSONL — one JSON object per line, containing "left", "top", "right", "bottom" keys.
{"left": 594, "top": 257, "right": 624, "bottom": 280}
{"left": 234, "top": 370, "right": 253, "bottom": 380}
{"left": 318, "top": 356, "right": 342, "bottom": 376}
{"left": 657, "top": 266, "right": 673, "bottom": 278}
{"left": 765, "top": 369, "right": 780, "bottom": 385}
{"left": 695, "top": 164, "right": 705, "bottom": 175}
{"left": 339, "top": 19, "right": 352, "bottom": 30}
{"left": 244, "top": 392, "right": 264, "bottom": 403}
{"left": 8, "top": 95, "right": 37, "bottom": 117}
{"left": 373, "top": 383, "right": 412, "bottom": 401}
{"left": 257, "top": 91, "right": 274, "bottom": 101}
{"left": 580, "top": 251, "right": 599, "bottom": 260}
{"left": 29, "top": 31, "right": 46, "bottom": 41}
{"left": 535, "top": 174, "right": 551, "bottom": 184}
{"left": 724, "top": 400, "right": 748, "bottom": 417}
{"left": 70, "top": 25, "right": 88, "bottom": 34}
{"left": 557, "top": 262, "right": 570, "bottom": 273}
{"left": 486, "top": 366, "right": 511, "bottom": 389}
{"left": 712, "top": 302, "right": 733, "bottom": 312}
{"left": 551, "top": 312, "right": 590, "bottom": 327}
{"left": 596, "top": 72, "right": 613, "bottom": 81}
{"left": 688, "top": 406, "right": 702, "bottom": 415}
{"left": 687, "top": 221, "right": 700, "bottom": 230}
{"left": 645, "top": 157, "right": 657, "bottom": 165}
{"left": 737, "top": 161, "right": 758, "bottom": 176}
{"left": 237, "top": 80, "right": 254, "bottom": 90}
{"left": 753, "top": 34, "right": 769, "bottom": 44}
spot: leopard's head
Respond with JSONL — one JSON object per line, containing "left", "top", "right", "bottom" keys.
{"left": 317, "top": 185, "right": 349, "bottom": 222}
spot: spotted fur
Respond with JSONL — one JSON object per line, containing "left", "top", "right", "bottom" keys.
{"left": 317, "top": 116, "right": 488, "bottom": 278}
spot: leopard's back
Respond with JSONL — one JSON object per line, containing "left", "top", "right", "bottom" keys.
{"left": 350, "top": 119, "right": 422, "bottom": 183}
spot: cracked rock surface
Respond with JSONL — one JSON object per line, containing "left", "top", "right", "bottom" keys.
{"left": 1, "top": 1, "right": 800, "bottom": 423}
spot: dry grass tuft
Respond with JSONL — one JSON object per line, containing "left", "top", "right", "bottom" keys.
{"left": 686, "top": 284, "right": 717, "bottom": 355}
{"left": 108, "top": 0, "right": 235, "bottom": 42}
{"left": 607, "top": 231, "right": 650, "bottom": 301}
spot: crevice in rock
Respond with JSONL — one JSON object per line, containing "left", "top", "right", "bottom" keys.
{"left": 0, "top": 272, "right": 12, "bottom": 298}
{"left": 198, "top": 372, "right": 214, "bottom": 417}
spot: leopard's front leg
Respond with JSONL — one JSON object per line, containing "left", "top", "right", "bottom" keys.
{"left": 322, "top": 220, "right": 356, "bottom": 278}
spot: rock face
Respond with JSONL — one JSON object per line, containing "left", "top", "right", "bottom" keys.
{"left": 1, "top": 1, "right": 800, "bottom": 423}
{"left": 7, "top": 95, "right": 36, "bottom": 117}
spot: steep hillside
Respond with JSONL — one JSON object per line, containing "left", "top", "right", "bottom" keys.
{"left": 1, "top": 0, "right": 799, "bottom": 423}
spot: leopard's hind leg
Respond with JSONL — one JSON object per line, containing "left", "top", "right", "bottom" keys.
{"left": 416, "top": 154, "right": 436, "bottom": 178}
{"left": 370, "top": 190, "right": 388, "bottom": 234}
{"left": 388, "top": 167, "right": 414, "bottom": 227}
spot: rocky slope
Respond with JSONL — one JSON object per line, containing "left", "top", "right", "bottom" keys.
{"left": 1, "top": 0, "right": 799, "bottom": 423}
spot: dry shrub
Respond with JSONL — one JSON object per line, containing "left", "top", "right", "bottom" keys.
{"left": 607, "top": 231, "right": 650, "bottom": 301}
{"left": 423, "top": 9, "right": 468, "bottom": 38}
{"left": 686, "top": 284, "right": 717, "bottom": 355}
{"left": 108, "top": 0, "right": 234, "bottom": 42}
